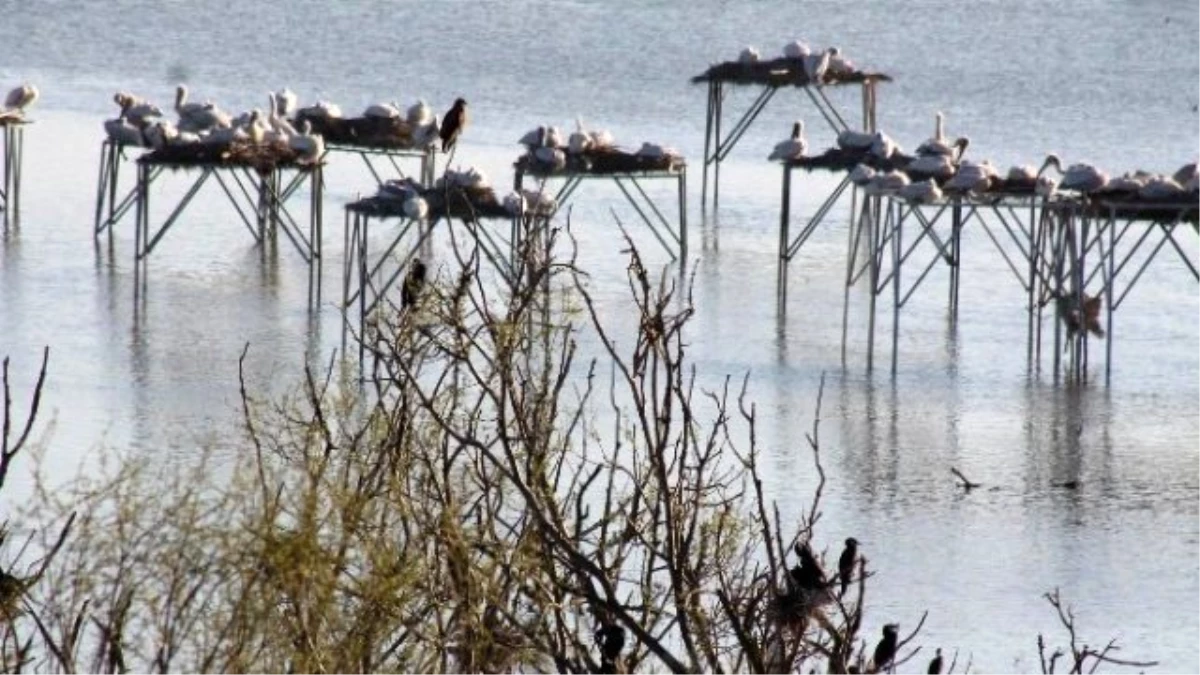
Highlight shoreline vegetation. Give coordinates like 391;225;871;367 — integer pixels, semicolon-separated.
0;212;1158;673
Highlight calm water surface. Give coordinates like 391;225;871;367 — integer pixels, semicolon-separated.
1;1;1197;671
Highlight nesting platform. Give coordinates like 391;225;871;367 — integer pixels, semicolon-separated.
297;113;437;187
0;118;28;228
693;55;891;211
129;142;325;300
513;148;688;258
342;184;528;360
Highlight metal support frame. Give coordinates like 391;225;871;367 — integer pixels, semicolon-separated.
702;79;878;212
1;122;26;229
132;160;324;302
94;140;161;236
341;208;522;363
514;166;688;260
827;190;1053;373
1033;199;1199;383
325;144;436;187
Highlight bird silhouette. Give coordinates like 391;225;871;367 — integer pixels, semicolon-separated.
439;98;468;152
1054;291;1105;338
401;258;427;310
927;648;943;674
838;537;858;597
789;541;828;591
594;622;626;674
871;623;898;673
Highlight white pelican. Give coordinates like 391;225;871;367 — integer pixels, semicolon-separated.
289;119;325;162
114;93;162;127
1172;162;1196;185
848;163;876;186
804;48;834;85
827;48;855;76
171;130;202;146
143;120;179;150
403;195;429;220
379;178;420;201
738;46;761;64
568;118;592;154
908;153;957;180
898;179;943;203
297;101;342;120
545;126;566;149
869;131;899;160
783;40;811;59
520;188;557;215
1007;164;1038;183
503;191;527;216
266;93;298;136
411;122;439;148
248;110;266;145
1097;172;1147;193
588;128;615;149
864;170;910;196
636;142;677;159
406;99;433;126
1039;154;1109;193
1036;175;1059;197
916;112;956;157
174;85;231;131
104;117;145;147
837;129;875;151
274;88;297;117
1138;175;1187;200
945;160;998;193
534;145;567;171
519;126;546;149
768;120;808;161
363;101;401;119
4;84;38;112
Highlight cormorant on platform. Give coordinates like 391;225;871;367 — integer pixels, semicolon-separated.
439;98;468;152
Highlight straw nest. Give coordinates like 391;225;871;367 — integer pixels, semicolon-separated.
347;185;508;220
691;57;890;87
786;146;913;173
297;113;432;150
516;147;684;176
138;140;318;172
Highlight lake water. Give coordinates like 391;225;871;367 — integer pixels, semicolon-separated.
1;0;1197;671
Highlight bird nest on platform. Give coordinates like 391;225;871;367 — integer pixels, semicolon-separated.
516;146;684;176
138;140;318;173
296;114;433;151
691;57;890;87
347;185;509;221
1071;195;1200;222
0;115;29;126
786;146;912;173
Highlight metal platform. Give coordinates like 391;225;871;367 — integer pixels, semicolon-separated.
1;120;27;229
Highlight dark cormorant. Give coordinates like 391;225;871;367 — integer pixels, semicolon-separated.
927;647;943;674
871;623;898;673
401;258;427;310
838;537;858;597
439;98;468;152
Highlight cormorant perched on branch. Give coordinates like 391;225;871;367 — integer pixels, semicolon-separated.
871;623;899;673
927;647;944;674
594;622;626;673
401;258;427;310
838;537;858;597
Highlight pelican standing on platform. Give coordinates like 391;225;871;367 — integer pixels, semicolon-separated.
916;111;956;157
4;84;39;114
439;98;468;152
768;120;808;161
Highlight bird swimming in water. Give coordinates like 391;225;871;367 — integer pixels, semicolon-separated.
871;623;899;673
838;537;858;597
927;648;943;674
439;98;468;152
401;258;427;310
